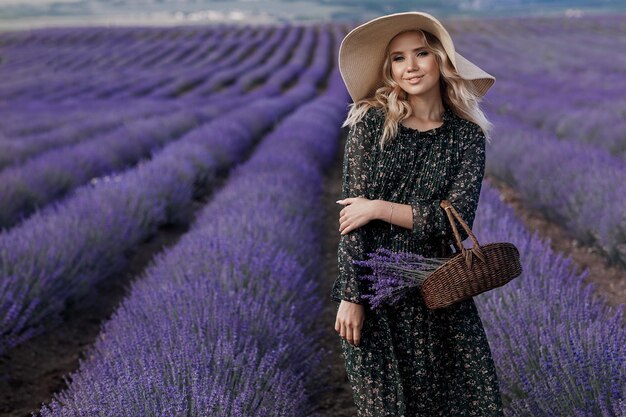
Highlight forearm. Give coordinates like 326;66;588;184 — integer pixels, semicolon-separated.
373;200;414;230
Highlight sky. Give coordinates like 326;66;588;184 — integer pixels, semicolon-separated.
0;0;624;30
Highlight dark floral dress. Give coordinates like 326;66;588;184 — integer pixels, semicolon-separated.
330;105;505;417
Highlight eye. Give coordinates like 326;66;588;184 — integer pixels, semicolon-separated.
392;55;403;62
418;51;428;56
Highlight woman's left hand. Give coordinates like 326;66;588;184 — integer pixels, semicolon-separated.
337;197;378;235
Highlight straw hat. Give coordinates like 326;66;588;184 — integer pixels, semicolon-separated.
338;11;496;102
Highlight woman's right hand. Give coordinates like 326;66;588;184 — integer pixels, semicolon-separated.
335;299;365;347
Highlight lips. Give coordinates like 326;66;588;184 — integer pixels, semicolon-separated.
405;76;423;83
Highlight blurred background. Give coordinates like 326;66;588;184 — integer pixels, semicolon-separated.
1;0;625;29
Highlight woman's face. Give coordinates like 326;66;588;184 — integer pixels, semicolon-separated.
388;31;441;98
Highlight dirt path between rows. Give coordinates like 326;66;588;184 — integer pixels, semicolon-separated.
485;176;626;313
0;201;205;417
309;127;358;417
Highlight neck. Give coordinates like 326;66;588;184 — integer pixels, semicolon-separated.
406;92;445;121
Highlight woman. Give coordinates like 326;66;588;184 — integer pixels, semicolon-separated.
330;12;505;417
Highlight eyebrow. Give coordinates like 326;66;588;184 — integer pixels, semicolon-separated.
390;47;428;56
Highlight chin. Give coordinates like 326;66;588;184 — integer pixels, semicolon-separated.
402;85;436;97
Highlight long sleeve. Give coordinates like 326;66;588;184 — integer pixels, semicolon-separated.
409;123;486;247
331;110;377;304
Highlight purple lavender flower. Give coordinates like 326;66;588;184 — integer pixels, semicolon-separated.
353;247;448;309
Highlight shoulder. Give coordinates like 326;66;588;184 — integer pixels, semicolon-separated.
451;112;483;135
354;106;382;125
366;106;386;121
349;106;384;139
451;115;485;150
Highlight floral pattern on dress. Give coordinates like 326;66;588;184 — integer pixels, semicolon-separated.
330;105;505;417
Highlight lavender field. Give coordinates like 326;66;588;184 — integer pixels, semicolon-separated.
451;15;626;266
0;13;624;417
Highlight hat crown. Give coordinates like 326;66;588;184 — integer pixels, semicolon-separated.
342;12;457;69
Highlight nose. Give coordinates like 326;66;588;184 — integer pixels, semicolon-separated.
407;55;419;71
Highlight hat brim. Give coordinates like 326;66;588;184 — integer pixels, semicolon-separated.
339;12;495;102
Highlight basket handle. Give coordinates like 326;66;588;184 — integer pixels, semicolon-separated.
439;199;486;268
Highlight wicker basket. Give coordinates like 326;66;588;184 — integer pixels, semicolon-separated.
420;199;523;310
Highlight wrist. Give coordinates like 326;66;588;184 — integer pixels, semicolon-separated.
375;200;389;221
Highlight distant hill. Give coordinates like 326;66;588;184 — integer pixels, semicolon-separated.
0;0;624;30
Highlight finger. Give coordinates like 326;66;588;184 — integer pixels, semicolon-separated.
345;326;354;345
340;322;347;340
335;316;341;333
339;219;349;234
353;327;361;347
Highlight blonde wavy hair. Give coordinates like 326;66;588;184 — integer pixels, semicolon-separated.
342;29;494;150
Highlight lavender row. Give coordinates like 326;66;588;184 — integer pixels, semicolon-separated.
0;77;324;356
0;26;319;229
0;25;236;80
147;26;291;99
483;81;626;158
203;24;326;104
443;17;626;264
0;26;300;111
37;74;350;417
471;182;625;416
111;25;308;101
0;29;298;140
0;101;183;170
451;17;626;157
0;27;294;147
492;101;625;159
483;113;626;266
0;26;270;101
0;107;210;229
0;98;168;139
0;21;334;353
51;26;274;102
0;103;105;139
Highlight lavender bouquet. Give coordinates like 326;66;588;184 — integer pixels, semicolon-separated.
353;247;449;309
